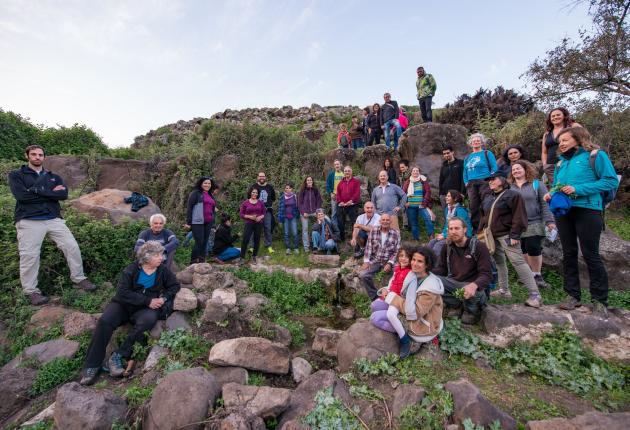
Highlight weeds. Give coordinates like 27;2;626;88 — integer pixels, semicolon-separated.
302;388;363;430
157;328;211;363
124;383;155;407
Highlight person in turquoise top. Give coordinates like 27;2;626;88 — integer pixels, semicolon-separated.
544;127;618;318
463;133;498;232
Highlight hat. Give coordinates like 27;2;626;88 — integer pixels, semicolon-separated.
549;192;572;217
485;171;507;181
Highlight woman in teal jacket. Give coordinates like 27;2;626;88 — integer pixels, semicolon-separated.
544;127;618;317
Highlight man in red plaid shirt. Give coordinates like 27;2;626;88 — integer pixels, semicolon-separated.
358;214;401;300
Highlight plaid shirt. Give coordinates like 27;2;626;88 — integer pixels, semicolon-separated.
364;226;400;265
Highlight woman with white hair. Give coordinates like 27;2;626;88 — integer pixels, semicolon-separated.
134;213;179;269
80;241;180;386
463;133;498;232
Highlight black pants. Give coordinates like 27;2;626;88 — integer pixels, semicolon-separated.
466;179;489;232
556;207;608;305
241;222;262;258
367;129;382;146
439;276;488;317
419;96;433;122
191;222;212;262
337;204;358;241
84;302;159;368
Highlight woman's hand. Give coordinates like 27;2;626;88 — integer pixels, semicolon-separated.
256;215;265;222
149;298;165;309
560;185;576;195
183;224;191;230
543;193;551;202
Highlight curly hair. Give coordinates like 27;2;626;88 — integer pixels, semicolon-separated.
508;160;538;184
411;246;436;273
136;241;165;265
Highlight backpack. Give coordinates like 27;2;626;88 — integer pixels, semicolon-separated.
446;236;498;292
340;134;349;147
589;149;619;208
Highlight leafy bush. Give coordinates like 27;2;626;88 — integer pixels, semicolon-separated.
157;328;211;363
398;386;454;430
302;388;362;430
29;357;79;395
124;384;155;407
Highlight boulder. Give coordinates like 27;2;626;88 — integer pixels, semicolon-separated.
96;158;151;191
149;321;165;340
43;156;89;190
145;367;220;430
272;323;293;347
361;144;400;182
209;367;249;388
143;345;168;372
238;294;268;316
202;301;230;323
20;402;56;428
29;305;71;331
192;270;235;290
250;263;337;287
0;367;37;420
208;337;290;374
212;154;239;184
337;320;399;371
69;188;160;225
444;379;517;430
3;338;80;371
222;383;292;419
308;254;340;267
311;327;344;357
54;382;126;430
192;262;214;274
392;384;426;418
63;311;98;337
218;413;266;430
176;268;194;284
398;123;468;196
291;357;313;383
165;312;192;331
173;287;198;311
212;288;237;307
526;411;630;430
340;308;356;320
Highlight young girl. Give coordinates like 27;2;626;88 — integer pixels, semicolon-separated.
369;247;413;332
277;182;300;254
337;124;351;149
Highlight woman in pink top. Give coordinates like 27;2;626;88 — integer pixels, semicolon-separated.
239;188;266;263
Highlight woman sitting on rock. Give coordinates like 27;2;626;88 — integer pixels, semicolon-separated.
384;246;444;358
80;241;180;385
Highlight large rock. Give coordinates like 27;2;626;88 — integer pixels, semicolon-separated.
43;155;89;190
212;154;239;184
526;411;630;430
69;188;160;225
63;311;98;337
308;254;340;267
165;312;192;331
192;270;235;290
212;288;237;307
444;379;517;430
202;300;229;323
392;384;426;418
337;320;398;371
543;229;630;291
145;367;220;430
238;294;269;316
54;382;126;430
291;357;313;383
218;413;266;430
96;158;151;191
29;305;71;331
250;263;337;287
0;367;37;420
20;402;56;428
323;148;357;174
208;337;290;374
3;338;80;371
222;383;292;419
173;287;198;311
399;123;468;196
311;327;344;357
143;345;168;372
209;367;249;388
361;144;400;183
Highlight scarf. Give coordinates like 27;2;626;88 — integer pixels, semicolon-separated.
406;174;427;196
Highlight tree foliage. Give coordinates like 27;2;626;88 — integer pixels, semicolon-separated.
523;0;630;105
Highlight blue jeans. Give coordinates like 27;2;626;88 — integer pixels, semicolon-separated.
301;214;316;250
217;247;240;261
407;206;434;240
352;139;365;150
383;119;402;150
311;231;337;253
283;218;299;250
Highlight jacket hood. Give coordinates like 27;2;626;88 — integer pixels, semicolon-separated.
419;273;444;295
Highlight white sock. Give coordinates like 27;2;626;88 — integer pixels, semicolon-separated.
386;306;406;338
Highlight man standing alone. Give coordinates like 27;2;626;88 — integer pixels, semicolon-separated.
9;145;96;305
416;66;437;123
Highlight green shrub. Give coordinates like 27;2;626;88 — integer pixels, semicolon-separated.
157;328;211;363
302;388;362;430
124;383;155;407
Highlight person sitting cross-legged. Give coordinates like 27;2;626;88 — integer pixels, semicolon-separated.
80;241;180;385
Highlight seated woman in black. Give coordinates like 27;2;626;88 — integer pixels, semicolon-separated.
80;241;180;385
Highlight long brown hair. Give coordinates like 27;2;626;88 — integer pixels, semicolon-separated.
545;107;575;132
557;127;599;151
508;160;538;184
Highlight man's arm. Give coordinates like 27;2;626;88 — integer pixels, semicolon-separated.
163;229;179;254
31;174;68;201
8;171;49;203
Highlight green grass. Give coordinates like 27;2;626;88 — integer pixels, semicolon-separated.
607;207;630;241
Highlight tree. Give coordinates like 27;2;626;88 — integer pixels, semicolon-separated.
523;0;630;105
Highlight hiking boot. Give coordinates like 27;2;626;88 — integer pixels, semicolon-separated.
285;249;291;255
592;302;609;320
461;311;481;325
490;288;512;299
80;367;100;385
558;296;582;310
399;334;412;359
28;292;50;306
267;247;275;254
534;274;550;289
525;294;542;308
107;352;125;378
74;279;97;292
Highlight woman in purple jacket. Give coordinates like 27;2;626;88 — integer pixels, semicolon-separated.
298;176;323;252
239;188;266;263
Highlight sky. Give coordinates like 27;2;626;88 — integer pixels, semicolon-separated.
0;0;592;148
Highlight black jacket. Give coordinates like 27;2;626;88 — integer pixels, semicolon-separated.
113;262;181;319
213;224;239;256
367;113;381;129
438;158;466;196
248;183;276;210
9;165;68;222
380;101;400;123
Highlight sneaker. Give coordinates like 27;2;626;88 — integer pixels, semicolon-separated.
80;367;100;385
267;247;275;254
285;249;291;255
399;334;412;359
490;288;512;299
107;352;125;378
558;296;582;310
293;249;299;255
525;294;542;308
461;311;481;325
74;279;97;292
28;292;50;306
534;274;550;289
592;301;609;319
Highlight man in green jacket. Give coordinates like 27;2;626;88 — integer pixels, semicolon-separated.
416;66;437;123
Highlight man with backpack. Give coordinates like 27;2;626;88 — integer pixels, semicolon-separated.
380;93;402;151
433;217;494;325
